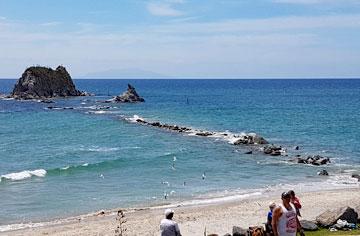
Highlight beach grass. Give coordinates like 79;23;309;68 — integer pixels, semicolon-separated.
305;227;360;236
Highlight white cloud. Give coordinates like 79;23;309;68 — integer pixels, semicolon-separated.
147;2;184;16
0;14;359;78
40;22;62;27
149;14;360;34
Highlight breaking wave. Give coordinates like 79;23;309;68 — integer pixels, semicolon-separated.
0;169;46;182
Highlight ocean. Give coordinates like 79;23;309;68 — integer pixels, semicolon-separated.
0;79;359;229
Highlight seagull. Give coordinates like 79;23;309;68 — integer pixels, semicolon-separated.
173;156;177;162
171;163;176;170
202;172;206;180
99;174;104;179
164;191;168;199
161;181;170;186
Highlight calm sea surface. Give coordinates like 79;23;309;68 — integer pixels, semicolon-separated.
0;79;359;226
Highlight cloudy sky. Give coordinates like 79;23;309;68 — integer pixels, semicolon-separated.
0;0;359;78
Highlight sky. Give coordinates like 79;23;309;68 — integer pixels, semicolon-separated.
0;0;360;78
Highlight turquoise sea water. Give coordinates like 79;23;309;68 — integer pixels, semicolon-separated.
0;79;359;228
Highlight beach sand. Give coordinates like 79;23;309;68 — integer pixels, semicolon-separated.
2;188;359;236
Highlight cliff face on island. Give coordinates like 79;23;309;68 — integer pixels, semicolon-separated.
11;66;83;99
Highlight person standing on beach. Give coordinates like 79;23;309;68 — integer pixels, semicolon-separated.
271;192;303;236
266;202;276;236
288;190;302;217
160;209;182;236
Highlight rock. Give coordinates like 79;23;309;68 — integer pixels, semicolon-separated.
244;151;253;154
353;205;360;223
300;220;318;231
233;134;268;145
296;157;307;164
252;134;269;144
38;99;54;103
351;174;360;181
79;91;94;96
295;155;330;166
223;234;231;236
195;132;213;137
316;206;358;227
263;145;282;156
11;66;84;99
232;226;248;236
112;84;144;103
317;169;329;176
294;146;300;150
151;122;161;127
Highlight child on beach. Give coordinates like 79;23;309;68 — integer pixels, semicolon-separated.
266;202;276;236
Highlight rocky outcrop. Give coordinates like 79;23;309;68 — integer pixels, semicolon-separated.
317;169;329;176
263;145;283;156
233;134;268;145
351;174;360;182
11;66;86;99
316;206;358;227
300;220;318;231
354;205;360;223
295;155;330;166
110;84;144;103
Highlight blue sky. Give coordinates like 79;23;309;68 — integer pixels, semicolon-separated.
0;0;360;78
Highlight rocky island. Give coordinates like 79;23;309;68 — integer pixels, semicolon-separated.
107;84;145;103
11;65;87;99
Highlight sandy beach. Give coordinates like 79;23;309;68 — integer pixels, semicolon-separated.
2;187;359;236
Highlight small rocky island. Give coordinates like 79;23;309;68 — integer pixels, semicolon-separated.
107;84;145;103
11;65;87;99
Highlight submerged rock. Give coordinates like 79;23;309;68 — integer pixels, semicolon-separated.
317;169;329;176
11;66;86;99
110;84;144;103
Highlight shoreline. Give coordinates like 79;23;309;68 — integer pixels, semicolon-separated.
1;187;359;235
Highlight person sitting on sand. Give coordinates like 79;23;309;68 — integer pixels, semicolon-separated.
160;209;182;236
288;190;301;217
265;202;276;236
272;192;303;236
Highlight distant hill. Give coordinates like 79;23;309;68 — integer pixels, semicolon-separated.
82;68;170;79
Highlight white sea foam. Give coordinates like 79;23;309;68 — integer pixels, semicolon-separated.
78;146;119;152
87;147;119;152
61;166;70;170
126;114;144;123
0;169;46;181
82;163;89;167
88;110;108;114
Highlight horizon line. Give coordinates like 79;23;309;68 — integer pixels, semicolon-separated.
0;77;359;80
